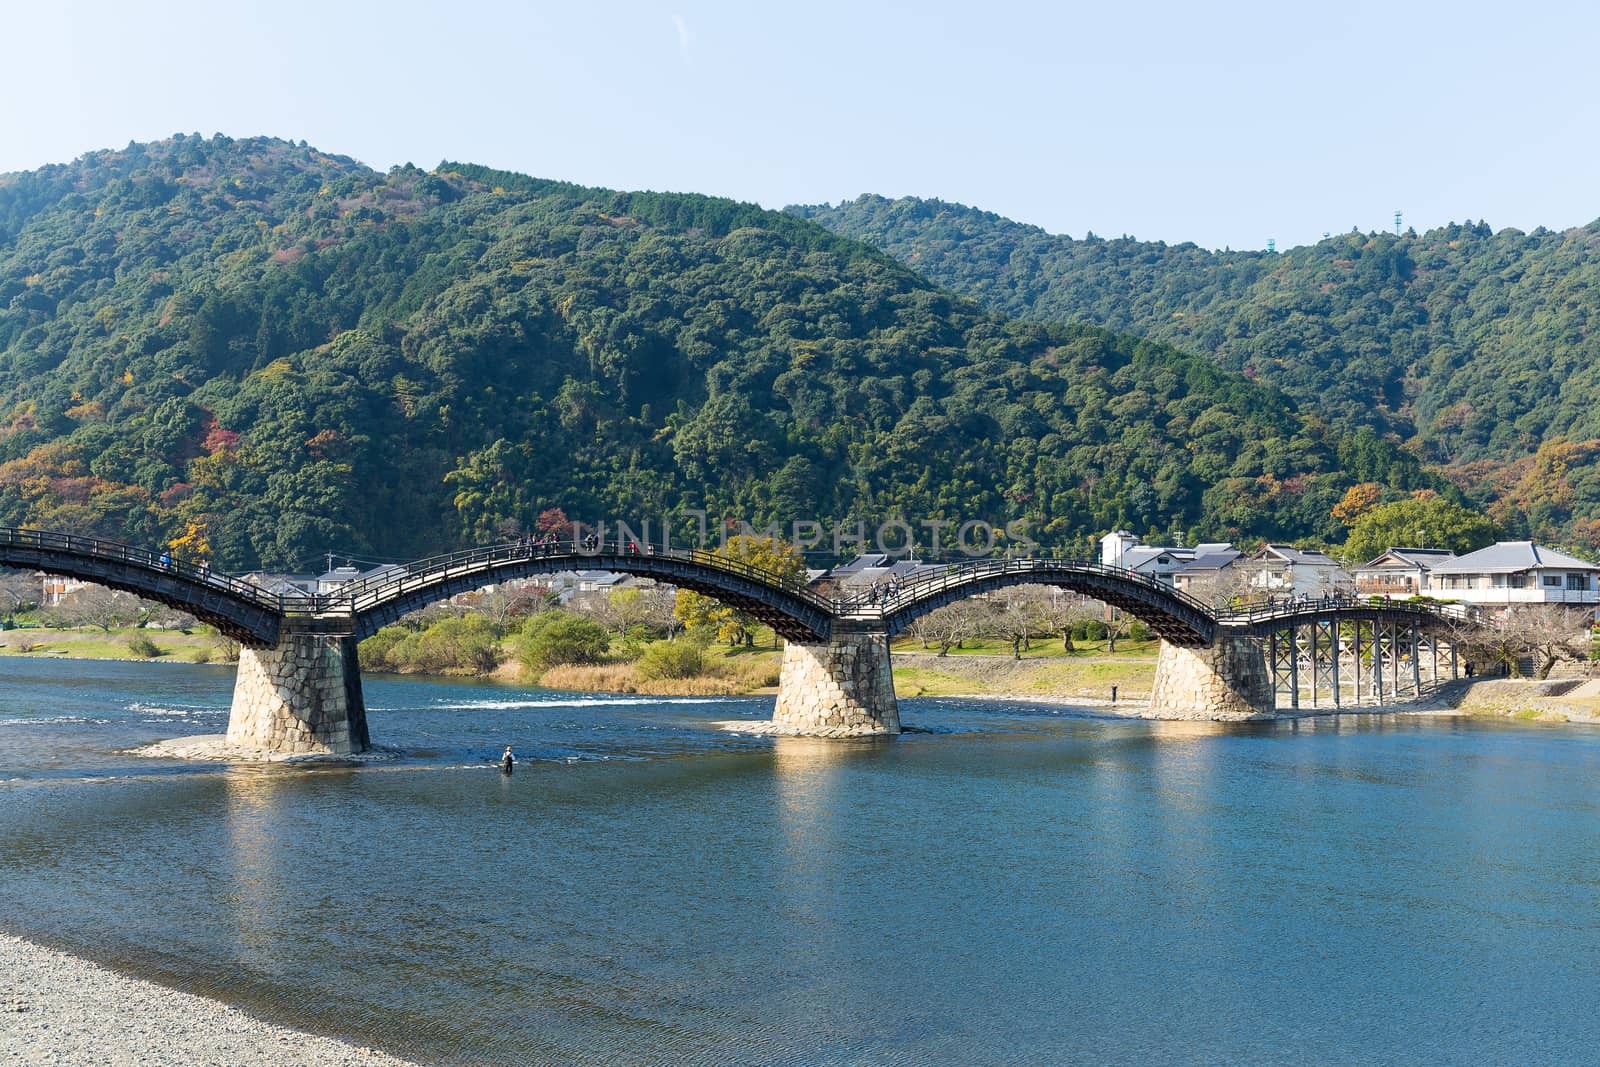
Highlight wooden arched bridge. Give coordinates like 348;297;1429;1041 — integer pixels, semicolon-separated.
0;527;1473;756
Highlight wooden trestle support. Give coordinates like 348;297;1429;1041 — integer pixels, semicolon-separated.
1266;617;1459;711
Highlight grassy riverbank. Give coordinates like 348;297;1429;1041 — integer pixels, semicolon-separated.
0;621;1162;703
0;626;226;662
531;634;1162;700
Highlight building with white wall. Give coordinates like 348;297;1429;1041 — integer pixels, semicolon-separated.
1428;542;1598;612
1353;548;1458;599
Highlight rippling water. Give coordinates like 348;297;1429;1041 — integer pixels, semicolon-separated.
3;656;1600;1064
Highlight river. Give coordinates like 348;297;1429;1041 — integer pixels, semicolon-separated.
2;656;1599;1064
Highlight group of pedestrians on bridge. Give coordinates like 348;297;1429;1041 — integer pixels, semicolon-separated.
849;578;902;608
516;532;564;557
157;549;218;585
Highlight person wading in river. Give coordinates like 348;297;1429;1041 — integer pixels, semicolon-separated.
501;746;515;775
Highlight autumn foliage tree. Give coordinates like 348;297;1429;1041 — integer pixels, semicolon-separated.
168;520;212;561
673;535;805;646
1331;482;1384;526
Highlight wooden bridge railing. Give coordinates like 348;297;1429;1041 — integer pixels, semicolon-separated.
0;527;1476;635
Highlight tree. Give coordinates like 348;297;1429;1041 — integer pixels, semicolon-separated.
1501;605;1593;680
60;585;140;632
909;600;987;656
414;614;501;674
640;584;684;640
208;629;241;663
536;507;572;539
984;585;1054;659
1331;482;1384;526
1340;493;1497;563
1183;558;1267;611
904;612;940;650
595;586;654;641
470;583;555;628
0;569;37;622
515;611;610;670
1104;608;1133;653
674;535;805;647
1042;590;1101;651
168;520;212;562
143;602;197;632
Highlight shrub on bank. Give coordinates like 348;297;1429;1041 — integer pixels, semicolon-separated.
126;633;161;658
515;611;611;672
359;626;410;671
414;615;501;674
1071;620;1109;641
360;616;503;675
635;640;704;680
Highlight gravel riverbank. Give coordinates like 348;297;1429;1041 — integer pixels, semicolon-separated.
0;934;422;1066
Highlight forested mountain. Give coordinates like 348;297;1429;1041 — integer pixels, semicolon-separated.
791;196;1600;550
0;136;1428;570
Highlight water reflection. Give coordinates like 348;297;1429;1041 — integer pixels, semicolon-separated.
768;736;891;995
219;769;292;962
1142;719;1235;740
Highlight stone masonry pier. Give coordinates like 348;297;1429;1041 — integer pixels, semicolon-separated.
226;634;370;755
772;626;901;736
1148;634;1275;721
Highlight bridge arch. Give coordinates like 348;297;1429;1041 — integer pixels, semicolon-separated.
864;559;1217;646
344;545;835;642
0;528;283;645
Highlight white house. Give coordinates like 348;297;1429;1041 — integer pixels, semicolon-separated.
38;573;90;606
574;571;630;594
1099;532;1235;586
552;571;660;605
1250;544;1352;597
1428;542;1599;612
1170;548;1245;598
1353;548;1458;600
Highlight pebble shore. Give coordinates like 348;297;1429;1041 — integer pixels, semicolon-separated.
0;934;422;1066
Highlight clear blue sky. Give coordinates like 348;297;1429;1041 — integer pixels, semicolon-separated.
5;0;1598;250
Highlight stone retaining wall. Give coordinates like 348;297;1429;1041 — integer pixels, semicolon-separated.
225;635;369;754
772;629;900;736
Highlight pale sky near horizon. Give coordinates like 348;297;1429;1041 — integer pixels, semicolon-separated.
4;0;1597;250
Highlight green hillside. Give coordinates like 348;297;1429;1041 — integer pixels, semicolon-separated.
791;196;1600;549
0;136;1427;570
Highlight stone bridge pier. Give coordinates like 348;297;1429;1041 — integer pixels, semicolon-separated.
1149;634;1275;721
773;625;901;737
226;633;370;755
